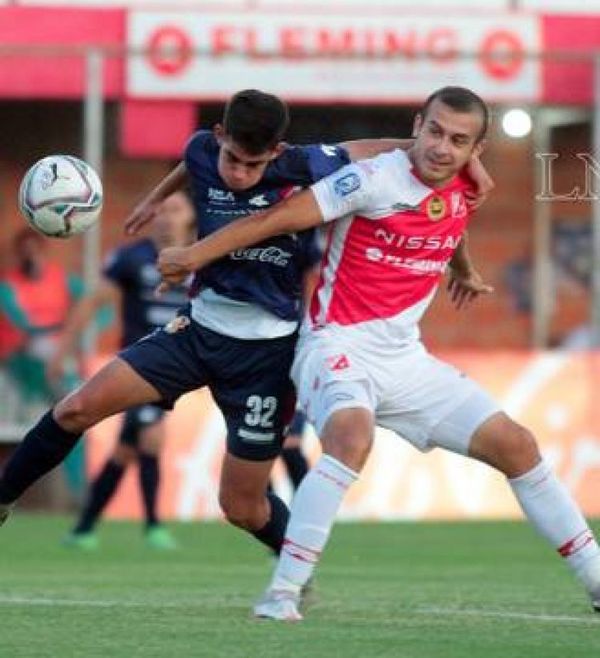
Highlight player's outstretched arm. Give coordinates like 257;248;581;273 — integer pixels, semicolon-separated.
447;233;494;310
342;141;494;207
125;162;188;235
156;189;324;293
341;139;414;161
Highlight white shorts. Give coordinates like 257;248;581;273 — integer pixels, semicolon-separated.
291;331;500;455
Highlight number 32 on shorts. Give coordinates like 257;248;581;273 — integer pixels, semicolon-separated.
244;395;278;428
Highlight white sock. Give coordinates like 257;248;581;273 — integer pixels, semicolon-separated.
271;454;358;593
509;459;600;592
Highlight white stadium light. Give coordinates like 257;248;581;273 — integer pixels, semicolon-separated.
501;108;532;138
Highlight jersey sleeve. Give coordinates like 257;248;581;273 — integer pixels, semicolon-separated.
272;143;350;186
310;160;379;223
300;144;351;183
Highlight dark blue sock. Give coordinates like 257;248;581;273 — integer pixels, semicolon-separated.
281;447;309;490
138;452;160;528
0;410;80;504
252;492;290;555
73;459;125;534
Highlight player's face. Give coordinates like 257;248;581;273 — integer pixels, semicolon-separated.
152;192;196;249
411;99;485;187
216;133;281;191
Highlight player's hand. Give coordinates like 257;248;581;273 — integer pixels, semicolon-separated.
156;246;193;296
447;266;494;310
464;155;494;210
124;200;161;236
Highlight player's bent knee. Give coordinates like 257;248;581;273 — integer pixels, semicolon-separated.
321;411;374;471
326;435;372;471
219;488;267;531
54;393;95;434
473;417;541;477
219;499;261;531
504;423;540;474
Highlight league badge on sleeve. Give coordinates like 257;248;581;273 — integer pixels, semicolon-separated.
334;173;361;197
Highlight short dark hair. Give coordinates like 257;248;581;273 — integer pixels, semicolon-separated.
222;89;290;154
421;86;489;142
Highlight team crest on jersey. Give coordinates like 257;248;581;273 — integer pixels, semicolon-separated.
334;173;361;197
164;316;191;334
426;195;446;221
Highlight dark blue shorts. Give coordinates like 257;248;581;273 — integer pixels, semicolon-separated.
118;316;297;461
119;405;165;447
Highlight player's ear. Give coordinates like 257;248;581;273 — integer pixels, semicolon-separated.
412;113;423;138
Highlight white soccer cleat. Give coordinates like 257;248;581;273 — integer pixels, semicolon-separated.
0;503;12;527
581;557;600;613
588;585;600;613
253;588;303;622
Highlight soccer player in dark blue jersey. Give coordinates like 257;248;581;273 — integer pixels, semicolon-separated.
0;90;491;560
47;191;195;550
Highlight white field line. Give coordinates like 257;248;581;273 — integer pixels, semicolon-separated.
418;606;599;626
0;596;597;625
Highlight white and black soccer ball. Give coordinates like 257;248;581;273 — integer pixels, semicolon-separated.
18;155;103;239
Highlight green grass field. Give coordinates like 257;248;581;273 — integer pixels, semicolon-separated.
1;515;599;657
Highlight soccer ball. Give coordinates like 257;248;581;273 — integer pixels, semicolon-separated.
18;155;103;238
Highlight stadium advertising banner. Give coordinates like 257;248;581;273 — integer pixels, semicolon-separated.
126;12;541;102
88;351;600;522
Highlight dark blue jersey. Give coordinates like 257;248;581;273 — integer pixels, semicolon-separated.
103;239;189;347
184;131;349;321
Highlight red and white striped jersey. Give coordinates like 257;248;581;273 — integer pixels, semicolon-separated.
308;149;474;348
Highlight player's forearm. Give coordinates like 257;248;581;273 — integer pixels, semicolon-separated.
185;190;324;270
465;155;494;196
143;162;188;205
341;139;414;161
449;232;475;274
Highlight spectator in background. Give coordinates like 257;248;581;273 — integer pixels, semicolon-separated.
0;228;91;500
48;191;196;550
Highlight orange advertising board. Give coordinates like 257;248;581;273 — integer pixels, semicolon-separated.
87;350;600;521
